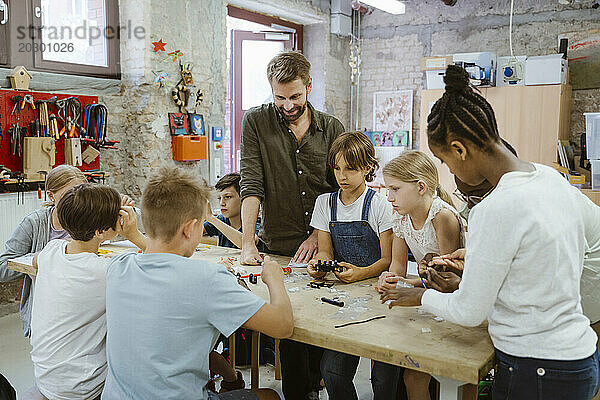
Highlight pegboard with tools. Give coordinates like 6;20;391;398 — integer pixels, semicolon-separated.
0;89;116;178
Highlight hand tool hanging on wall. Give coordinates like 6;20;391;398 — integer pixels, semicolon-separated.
9;123;26;157
36;96;56;137
56;97;83;138
11;96;22;118
21;94;35;111
81;103;119;149
48;115;59;139
29;120;40;137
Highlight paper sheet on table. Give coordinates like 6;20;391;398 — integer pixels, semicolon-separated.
407;261;418;276
288;262;308;268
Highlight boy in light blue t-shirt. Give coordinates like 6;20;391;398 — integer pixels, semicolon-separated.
102;167;293;400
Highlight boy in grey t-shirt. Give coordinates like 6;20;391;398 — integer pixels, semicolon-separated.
102;167;293;400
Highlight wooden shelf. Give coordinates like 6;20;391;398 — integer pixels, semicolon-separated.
419;84;572;193
581;189;600;207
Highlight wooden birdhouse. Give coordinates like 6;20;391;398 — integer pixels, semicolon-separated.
8;66;32;90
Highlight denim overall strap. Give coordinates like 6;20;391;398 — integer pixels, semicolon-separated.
361;189;376;221
329;191;339;222
328;189;381;267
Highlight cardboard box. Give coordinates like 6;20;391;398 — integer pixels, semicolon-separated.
420;56;454;71
524;54;567;86
453;52;497;86
425;70;446;90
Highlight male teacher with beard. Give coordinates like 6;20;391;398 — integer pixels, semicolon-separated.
239;51;345;400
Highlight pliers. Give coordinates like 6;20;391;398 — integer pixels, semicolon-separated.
21;94;36;110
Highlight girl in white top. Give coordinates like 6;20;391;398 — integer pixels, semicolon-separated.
376;150;465;286
380;65;600;400
375;150;465;400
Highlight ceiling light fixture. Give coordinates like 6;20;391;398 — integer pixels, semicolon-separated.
360;0;406;14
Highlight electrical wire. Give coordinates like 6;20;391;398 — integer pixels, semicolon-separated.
334;315;386;328
509;0;515;59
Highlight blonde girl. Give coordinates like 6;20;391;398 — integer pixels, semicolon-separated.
376;150;465;400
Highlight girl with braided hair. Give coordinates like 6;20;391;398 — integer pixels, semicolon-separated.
380;65;600;400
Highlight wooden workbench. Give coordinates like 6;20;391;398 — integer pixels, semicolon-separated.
8;243;493;400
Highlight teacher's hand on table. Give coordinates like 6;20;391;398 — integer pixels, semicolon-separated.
292;233;318;263
380;287;426;308
425;269;461;293
241;244;263;265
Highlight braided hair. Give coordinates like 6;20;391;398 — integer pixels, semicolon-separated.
427;65;500;150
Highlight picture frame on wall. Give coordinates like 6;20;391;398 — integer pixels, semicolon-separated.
188;113;206;136
372;90;413;141
169;113;190;136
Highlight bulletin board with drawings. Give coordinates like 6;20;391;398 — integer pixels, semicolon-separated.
0;89;101;177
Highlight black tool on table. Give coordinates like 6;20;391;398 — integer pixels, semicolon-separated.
308;281;334;289
248;274;258;284
321;297;344;307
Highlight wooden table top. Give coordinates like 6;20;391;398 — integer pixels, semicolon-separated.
8;242;494;384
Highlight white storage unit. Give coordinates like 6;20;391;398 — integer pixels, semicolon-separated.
0;192;44;250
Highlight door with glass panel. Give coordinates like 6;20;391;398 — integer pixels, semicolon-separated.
231;30;294;171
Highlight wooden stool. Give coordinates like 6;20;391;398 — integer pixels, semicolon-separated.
229;334;236;370
274;338;282;380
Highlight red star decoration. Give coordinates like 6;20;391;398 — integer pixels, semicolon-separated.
152;39;167;53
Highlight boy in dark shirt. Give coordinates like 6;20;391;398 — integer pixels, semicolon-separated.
204;173;260;249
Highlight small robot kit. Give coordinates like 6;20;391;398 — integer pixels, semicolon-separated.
314;260;344;273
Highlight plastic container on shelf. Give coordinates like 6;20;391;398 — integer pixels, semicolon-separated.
591;160;600;191
172;135;207;161
585;113;600;160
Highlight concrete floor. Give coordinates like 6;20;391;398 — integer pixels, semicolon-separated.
0;312;374;400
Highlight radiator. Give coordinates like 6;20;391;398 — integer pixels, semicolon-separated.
0;192;45;252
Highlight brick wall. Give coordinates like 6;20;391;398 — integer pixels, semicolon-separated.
99;0;350;197
359;0;600;149
0;0;351;308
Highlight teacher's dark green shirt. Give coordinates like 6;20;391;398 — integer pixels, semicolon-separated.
240;102;345;256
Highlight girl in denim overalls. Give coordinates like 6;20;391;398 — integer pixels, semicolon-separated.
307;131;398;400
377;150;465;400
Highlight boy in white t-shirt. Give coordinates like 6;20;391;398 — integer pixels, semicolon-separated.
30;183;146;400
